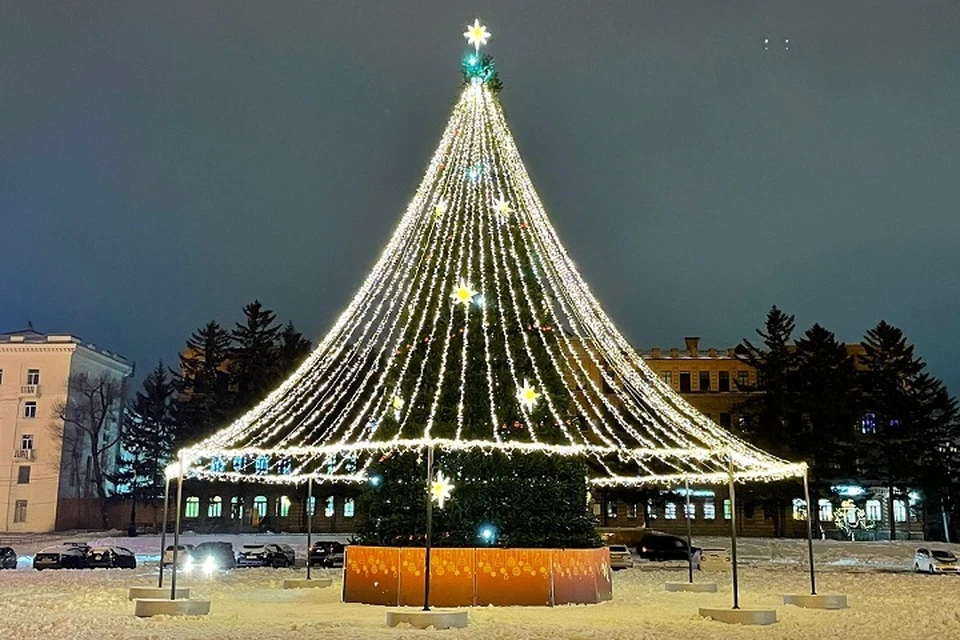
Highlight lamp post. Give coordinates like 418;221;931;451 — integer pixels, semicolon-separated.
423;446;434;612
684;477;694;584
306;475;313;581
169;455;185;601
157;462;179;589
803;469;817;595
727;456;739;610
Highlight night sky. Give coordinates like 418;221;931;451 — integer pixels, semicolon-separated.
2;2;958;394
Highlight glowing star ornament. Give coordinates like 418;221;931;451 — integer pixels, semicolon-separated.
430;471;455;509
451;279;478;307
492;195;512;220
463;18;491;52
517;379;540;411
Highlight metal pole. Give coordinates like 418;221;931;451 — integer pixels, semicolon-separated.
306;476;313;581
727;456;739;610
170;456;184;600
803;470;817;595
157;474;170;588
684;477;694;584
942;499;951;544
423;446;434;612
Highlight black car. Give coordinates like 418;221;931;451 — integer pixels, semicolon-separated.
33;545;88;570
637;533;702;565
193;541;236;571
237;543;291;568
0;546;17;569
87;546;137;569
308;540;345;568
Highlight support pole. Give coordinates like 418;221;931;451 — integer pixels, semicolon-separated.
803;470;817;595
423;446;434;612
306;476;313;581
170;455;184;601
157;474;171;589
684;477;694;584
727;456;739;610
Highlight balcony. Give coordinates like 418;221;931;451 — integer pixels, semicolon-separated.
13;449;35;462
20;384;40;397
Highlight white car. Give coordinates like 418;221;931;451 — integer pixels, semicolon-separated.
608;545;634;570
161;544;195;567
914;548;959;574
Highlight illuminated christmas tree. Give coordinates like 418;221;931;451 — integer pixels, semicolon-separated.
183;20;802;545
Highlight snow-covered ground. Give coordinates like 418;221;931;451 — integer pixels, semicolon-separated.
1;533;959;639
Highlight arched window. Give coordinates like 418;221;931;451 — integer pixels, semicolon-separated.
253;495;268;518
255;455;270;475
230;496;244;520
184;496;200;518
818;499;833;522
232;455;247;472
208;496;223;518
277;495;291;517
343;498;355;518
324;496;335;517
210;457;225;473
792;498;807;521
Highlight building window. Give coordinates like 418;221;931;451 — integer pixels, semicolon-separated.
627;503;638;519
0;369;3;384
253;495;268;518
307;496;316;516
684;503;695;519
646;499;657;520
606;500;618;519
736;371;749;389
26;369;40;385
278;495;291;517
719;413;731;428
818;499;833;522
792;498;807;521
208;496;223;518
280;459;293;475
343;498;355;518
21;434;34;450
324;496;335;518
14;500;27;523
859;413;876;435
679;372;691;393
723;499;732;520
664;502;677;519
698;371;711;391
661;371;672;387
18;466;31;484
894;500;907;522
718;371;730;392
230;497;244;519
23;401;37;418
210;457;225;473
255;455;270;474
232;455;246;471
704;501;716;520
184;497;200;518
866;500;882;522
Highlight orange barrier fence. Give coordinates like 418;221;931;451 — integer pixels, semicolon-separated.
344;546;612;606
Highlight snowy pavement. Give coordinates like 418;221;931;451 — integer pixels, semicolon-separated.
1;534;959;639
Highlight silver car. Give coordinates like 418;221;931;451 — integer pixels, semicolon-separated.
608;544;634;570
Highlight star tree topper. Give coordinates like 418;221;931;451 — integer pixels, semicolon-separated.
431;470;455;509
451;279;478;306
463;18;491;52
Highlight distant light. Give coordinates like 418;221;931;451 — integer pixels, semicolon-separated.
369;474;383;487
832;484;865;497
479;524;498;544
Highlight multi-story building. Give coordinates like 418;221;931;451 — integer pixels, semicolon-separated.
0;328;133;532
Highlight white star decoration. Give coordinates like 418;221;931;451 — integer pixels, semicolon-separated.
492;195;512;220
451;279;478;307
517;378;540;411
463;18;491;52
431;471;454;509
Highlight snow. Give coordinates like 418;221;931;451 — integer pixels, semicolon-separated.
1;533;959;639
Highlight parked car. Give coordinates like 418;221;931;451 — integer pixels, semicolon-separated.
0;546;17;569
308;540;345;568
193;541;236;572
61;541;92;556
637;533;701;567
33;545;88;570
914;548;960;574
87;546;137;569
278;544;296;567
607;544;634;570
237;544;291;568
161;544;195;567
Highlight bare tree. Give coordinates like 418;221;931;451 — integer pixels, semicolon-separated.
51;371;127;529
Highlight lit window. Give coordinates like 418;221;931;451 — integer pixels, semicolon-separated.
23;401;37;419
230;496;243;519
647;499;657;519
184;497;200;518
307;496;316;516
664;503;677;519
894;500;907;523
253;496;268;518
866;500;882;522
324;496;335;517
280;459;293;475
704;501;716;520
818;499;833;522
210;457;225;473
343;498;355;518
723;499;732;520
21;434;33;450
18;466;31;484
208;496;222;518
860;413;876;434
14;500;27;523
683;502;695;519
26;369;40;385
255;455;270;475
232;455;246;471
606;501;618;519
627;503;638;519
278;495;291;517
792;498;807;521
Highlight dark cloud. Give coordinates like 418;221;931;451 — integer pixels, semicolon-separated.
1;1;958;392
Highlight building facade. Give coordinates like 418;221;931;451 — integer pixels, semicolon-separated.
0;328;133;532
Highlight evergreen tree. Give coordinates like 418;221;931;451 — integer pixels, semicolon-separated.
173;321;233;445
277;321;313;377
232;300;281;408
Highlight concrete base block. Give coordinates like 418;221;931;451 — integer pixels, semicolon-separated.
783;594;848;609
386;608;469;630
665;582;718;593
127;586;190;600
134;598;211;617
282;577;333;589
699;607;777;626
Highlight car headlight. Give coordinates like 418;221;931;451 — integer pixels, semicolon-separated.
183;557;194;574
203;556;216;575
